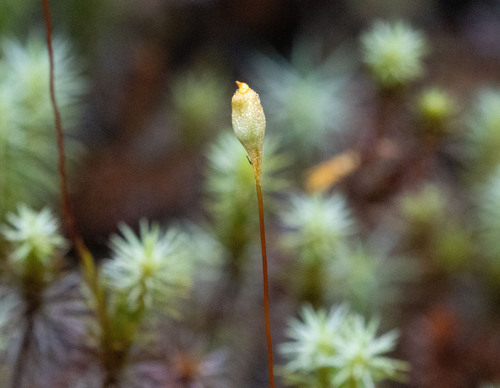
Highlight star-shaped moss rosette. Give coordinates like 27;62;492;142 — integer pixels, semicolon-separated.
280;305;408;388
0;35;86;217
251;40;352;157
1;205;68;278
476;166;500;277
361;20;427;90
102;221;194;315
416;88;457;135
466;89;500;180
280;192;355;264
205;131;289;255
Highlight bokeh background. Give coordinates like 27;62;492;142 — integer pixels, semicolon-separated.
2;0;500;387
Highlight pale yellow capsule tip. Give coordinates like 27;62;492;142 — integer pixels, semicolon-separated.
235;81;250;93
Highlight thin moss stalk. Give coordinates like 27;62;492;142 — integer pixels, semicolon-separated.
41;4;115;386
232;81;274;387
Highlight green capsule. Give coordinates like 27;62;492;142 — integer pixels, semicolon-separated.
231;81;266;180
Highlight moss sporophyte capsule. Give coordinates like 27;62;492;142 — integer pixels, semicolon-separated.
231;80;274;387
231;81;266;181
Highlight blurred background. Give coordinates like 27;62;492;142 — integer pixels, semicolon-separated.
2;0;500;387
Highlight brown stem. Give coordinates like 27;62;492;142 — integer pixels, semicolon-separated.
41;3;112;383
42;0;78;245
41;0;101;308
255;178;274;388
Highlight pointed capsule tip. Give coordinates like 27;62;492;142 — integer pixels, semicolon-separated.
235;81;249;93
